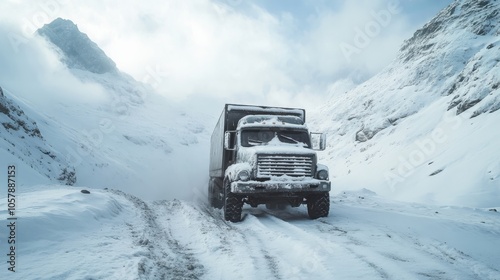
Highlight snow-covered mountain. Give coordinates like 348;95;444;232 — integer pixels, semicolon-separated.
37;18;118;74
0;86;76;185
0;18;210;200
316;0;500;207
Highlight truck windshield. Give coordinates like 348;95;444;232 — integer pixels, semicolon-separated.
241;129;311;148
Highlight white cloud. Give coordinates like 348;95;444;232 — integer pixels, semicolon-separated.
0;22;108;108
294;0;411;81
0;0;452;111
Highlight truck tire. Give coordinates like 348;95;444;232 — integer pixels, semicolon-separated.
307;192;330;219
224;180;243;222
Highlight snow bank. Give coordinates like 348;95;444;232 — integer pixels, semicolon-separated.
0;186;143;279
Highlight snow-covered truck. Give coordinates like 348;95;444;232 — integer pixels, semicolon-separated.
209;104;331;222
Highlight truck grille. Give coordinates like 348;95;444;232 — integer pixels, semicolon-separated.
257;154;314;178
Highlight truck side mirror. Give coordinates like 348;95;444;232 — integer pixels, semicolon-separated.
310;132;327;151
224;131;236;150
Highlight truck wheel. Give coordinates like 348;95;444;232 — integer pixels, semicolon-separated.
224;180;243;222
307;193;330;219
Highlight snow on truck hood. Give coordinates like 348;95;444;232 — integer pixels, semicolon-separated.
241;145;315;154
237;145;316;164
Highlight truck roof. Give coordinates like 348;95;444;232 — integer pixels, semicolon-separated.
238;115;307;129
227;104;305;118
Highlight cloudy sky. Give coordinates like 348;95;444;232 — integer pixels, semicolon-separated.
1;0;452;110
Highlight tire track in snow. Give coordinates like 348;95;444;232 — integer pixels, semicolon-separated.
109;189;499;279
243;208;400;279
314;204;500;280
252;205;497;280
232;225;283;280
318;215;457;279
238;212;329;280
407;236;500;279
315;218;416;279
156;200;285;280
109;190;204;280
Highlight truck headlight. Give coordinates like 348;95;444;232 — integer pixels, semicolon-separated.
317;169;329;180
237;170;250;181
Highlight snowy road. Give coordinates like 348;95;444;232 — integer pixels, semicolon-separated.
1;187;499;279
152;190;500;280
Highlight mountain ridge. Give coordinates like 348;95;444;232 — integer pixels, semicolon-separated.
316;0;500;207
37;18;118;74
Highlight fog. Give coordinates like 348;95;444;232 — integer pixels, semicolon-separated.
0;23;109;110
1;0;451;112
0;0;452;201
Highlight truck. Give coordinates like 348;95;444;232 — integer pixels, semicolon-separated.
208;104;331;222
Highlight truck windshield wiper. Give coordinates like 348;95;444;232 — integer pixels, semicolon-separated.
248;138;265;145
278;133;301;144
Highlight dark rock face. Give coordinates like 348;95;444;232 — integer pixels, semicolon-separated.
0;89;77;185
59;168;77;185
399;0;500;117
355;127;384;142
400;1;499;63
37;18;117;74
0;94;43;139
341;0;500;144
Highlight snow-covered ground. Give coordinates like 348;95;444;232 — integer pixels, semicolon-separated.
1;185;499;279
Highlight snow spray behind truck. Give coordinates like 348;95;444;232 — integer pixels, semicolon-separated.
209;104;331;222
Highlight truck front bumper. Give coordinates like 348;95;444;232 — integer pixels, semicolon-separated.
231;180;331;194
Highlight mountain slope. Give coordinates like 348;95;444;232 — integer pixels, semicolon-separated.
0;86;76;185
315;0;500;207
399;0;500;116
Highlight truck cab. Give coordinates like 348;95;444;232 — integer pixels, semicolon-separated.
209;104;331;222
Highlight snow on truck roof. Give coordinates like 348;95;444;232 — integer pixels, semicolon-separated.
238;115;307;129
227;104;305;120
